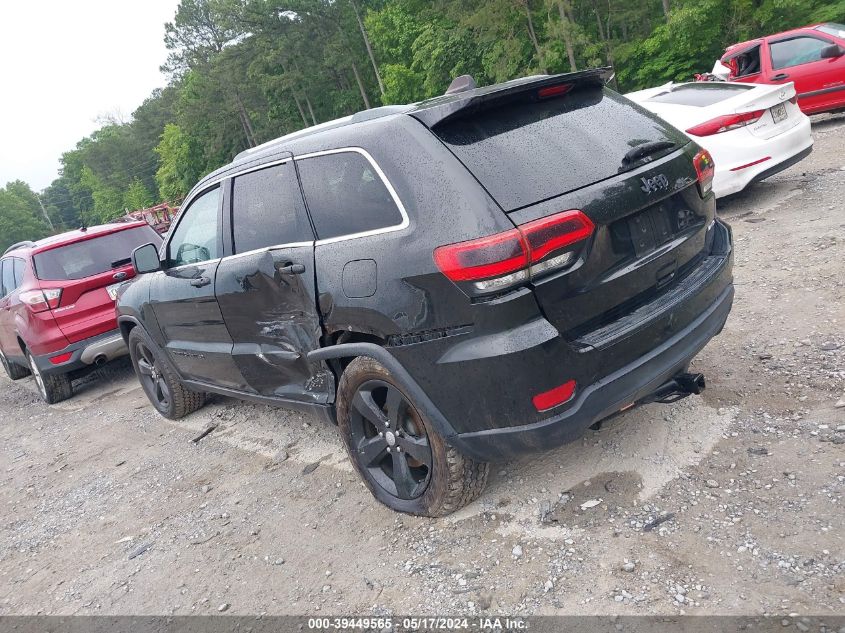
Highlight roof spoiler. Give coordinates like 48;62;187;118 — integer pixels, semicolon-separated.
412;67;613;128
3;240;36;255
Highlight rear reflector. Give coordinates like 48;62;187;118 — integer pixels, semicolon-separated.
693;149;715;196
729;156;771;171
19;289;62;313
686;110;764;136
433;210;594;294
533;379;576;412
538;84;572;99
49;352;73;365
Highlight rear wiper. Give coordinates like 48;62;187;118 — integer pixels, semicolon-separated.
111;257;131;268
622;140;677;165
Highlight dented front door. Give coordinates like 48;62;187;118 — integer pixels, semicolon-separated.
214;243;332;403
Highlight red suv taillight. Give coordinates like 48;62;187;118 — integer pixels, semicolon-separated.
686;110;764;136
19;289;62;313
693;149;715;197
433;210;594;295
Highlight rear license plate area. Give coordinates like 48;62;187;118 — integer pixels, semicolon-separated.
627;204;675;257
771;103;787;123
615;196;702;258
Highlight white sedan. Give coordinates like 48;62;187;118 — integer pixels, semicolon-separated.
626;81;813;197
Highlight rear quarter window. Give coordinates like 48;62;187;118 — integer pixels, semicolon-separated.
433;87;688;212
34;225;162;281
0;260;15;297
297;151;405;240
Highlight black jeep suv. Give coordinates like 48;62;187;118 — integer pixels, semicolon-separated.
118;69;733;516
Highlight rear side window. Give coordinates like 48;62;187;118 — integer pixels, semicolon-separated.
646;83;753;107
770;36;831;70
231;162;313;253
34;226;161;281
13;258;25;286
297;151;403;240
0;260;14;297
434;88;687;212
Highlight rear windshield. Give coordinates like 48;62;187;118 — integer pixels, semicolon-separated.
646;83;753;107
34;225;161;281
817;23;845;37
434;87;687;212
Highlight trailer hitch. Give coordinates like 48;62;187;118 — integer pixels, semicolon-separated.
647;372;706;405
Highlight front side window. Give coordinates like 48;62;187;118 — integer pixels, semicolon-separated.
167;187;221;267
231;162;313;253
770;36;832;70
731;46;762;77
297;152;403;240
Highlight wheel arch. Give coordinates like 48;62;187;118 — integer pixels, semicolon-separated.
308;341;459;443
117;316;140;344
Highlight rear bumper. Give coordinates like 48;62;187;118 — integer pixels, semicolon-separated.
32;329;128;376
713;116;813;197
448;282;733;461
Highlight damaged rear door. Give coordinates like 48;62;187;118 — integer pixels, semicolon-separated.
214;156;334;404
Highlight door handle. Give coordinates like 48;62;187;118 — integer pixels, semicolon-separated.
279;263;306;275
190;277;211;287
771;73;790;81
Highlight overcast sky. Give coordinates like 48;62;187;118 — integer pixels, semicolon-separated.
0;0;180;192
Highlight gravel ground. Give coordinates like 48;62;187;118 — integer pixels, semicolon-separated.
0;116;843;617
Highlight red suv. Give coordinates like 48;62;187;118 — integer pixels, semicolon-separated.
0;222;162;403
720;23;845;115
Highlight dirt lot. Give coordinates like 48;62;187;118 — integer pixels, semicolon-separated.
1;117;843;618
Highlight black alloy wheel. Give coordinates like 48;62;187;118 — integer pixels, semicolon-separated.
348;379;433;500
135;341;171;410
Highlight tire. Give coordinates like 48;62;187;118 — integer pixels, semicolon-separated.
128;327;205;419
27;352;73;404
337;356;489;517
0;349;30;380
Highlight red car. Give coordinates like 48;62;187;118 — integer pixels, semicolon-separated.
719;23;845;115
0;222;162;403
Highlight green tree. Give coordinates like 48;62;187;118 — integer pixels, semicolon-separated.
0;181;51;252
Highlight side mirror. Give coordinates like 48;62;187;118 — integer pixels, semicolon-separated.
132;243;162;274
821;44;845;59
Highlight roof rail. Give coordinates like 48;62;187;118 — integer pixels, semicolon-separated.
3;240;36;255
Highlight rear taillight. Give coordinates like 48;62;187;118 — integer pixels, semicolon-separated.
434;210;594;295
693;149;715;197
789;95;798;105
686;110;764;136
19;289;62;313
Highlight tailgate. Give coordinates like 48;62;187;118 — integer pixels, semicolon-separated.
32;225;158;343
508;145;713;341
48;266;133;343
426;76;712;342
